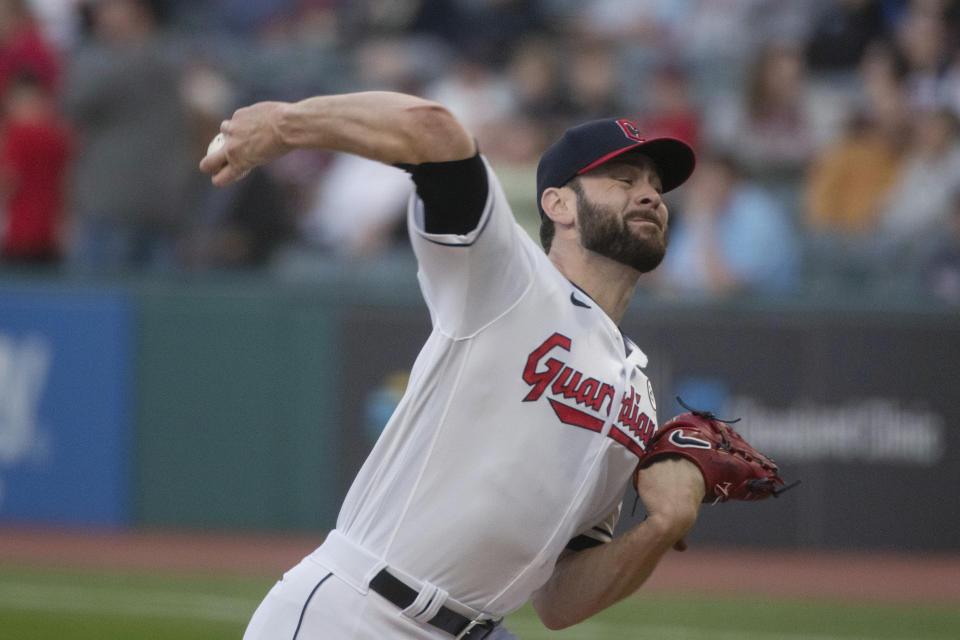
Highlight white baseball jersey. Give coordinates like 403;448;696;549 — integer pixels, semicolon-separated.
334;156;659;617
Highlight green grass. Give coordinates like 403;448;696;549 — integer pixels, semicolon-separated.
0;565;957;639
506;596;960;640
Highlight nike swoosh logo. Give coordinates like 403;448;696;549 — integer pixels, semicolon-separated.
668;429;712;449
570;291;591;308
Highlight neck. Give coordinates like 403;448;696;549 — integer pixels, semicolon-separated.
548;246;642;324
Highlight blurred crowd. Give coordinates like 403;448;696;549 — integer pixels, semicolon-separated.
1;0;960;304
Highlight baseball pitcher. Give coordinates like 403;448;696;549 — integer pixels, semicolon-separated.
200;91;787;639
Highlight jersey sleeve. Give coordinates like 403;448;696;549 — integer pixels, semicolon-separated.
565;503;621;552
408;155;536;338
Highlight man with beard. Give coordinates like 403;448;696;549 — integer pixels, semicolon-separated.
200;92;700;640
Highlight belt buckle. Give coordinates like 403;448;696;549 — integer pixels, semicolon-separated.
454;618;488;640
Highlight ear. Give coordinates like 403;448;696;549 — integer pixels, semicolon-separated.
540;186;576;226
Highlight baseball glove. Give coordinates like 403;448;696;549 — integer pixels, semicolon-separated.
635;398;798;504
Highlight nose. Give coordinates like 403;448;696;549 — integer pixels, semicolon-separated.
633;182;662;209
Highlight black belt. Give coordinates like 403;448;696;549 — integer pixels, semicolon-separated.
369;569;499;639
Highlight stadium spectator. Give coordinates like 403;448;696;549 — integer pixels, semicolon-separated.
557;38;629;122
63;0;192;272
801;114;905;287
671;0;770;93
557;0;678;44
853;38;912;129
805;0;889;74
9;0;947;302
295;37;438;258
179;63;294;270
921;187;960;305
339;0;468;48
656;150;800;297
0;0;61;98
164;0;298;38
426;50;514;149
872;106;960;277
940;40;960;118
25;0;84;52
503;34;567;133
801;39;910;285
706;39;838;193
804;112;904;235
634;62;702;149
894;2;957;113
457;0;550;68
0;71;71;264
297;153;412;257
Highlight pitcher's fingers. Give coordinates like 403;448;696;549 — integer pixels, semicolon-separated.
211;164;251;187
210;164;239;187
199;147;228;174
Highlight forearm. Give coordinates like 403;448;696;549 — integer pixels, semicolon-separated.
277;92;475;165
533;457;705;630
531;514;684;630
203;91;475;186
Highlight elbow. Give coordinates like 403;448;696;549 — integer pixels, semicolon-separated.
403;102;475;163
531;589;589;631
532;598;577;631
541;617;574;632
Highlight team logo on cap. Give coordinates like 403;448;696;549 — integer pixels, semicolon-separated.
616;119;645;142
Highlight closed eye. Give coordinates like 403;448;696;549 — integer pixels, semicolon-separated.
616;176;663;194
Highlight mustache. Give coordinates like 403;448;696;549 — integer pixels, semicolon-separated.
624;209;663;229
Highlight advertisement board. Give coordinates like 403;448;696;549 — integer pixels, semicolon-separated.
0;287;132;526
338;302;960;551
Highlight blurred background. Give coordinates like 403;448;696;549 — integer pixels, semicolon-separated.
0;0;959;558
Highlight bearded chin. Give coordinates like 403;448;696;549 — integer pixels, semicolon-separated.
585;229;667;273
577;198;668;273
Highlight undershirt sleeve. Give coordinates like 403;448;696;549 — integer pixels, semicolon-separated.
565;503;621;552
396;151;488;235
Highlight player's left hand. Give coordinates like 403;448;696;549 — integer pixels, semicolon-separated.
635;399;798;504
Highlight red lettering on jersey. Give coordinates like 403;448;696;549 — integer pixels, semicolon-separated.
548;398;604;433
616;386;654;442
522;332;571;401
592;383;615;412
618;387;636;424
607;426;646;458
552;368;582;399
522;333;655;458
574;377;599;406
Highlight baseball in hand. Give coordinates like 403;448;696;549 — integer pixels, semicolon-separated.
207;132;226;156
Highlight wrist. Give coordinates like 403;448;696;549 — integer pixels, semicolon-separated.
272;100;301;151
645;504;699;545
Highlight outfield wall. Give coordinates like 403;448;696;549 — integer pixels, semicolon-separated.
0;268;957;551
